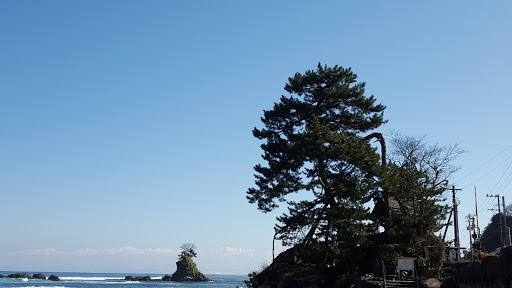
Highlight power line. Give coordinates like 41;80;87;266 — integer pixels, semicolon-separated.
497;172;512;197
462;153;512;189
488;158;512;195
454;143;512;185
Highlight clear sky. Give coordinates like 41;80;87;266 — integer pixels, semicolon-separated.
1;0;512;274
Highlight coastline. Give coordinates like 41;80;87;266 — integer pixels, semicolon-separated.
0;271;248;288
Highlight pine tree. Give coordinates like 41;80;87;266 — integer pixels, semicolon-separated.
247;64;386;267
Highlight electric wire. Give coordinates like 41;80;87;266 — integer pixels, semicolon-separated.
462;153;512;189
497;172;512;197
454;143;512;186
487;158;512;195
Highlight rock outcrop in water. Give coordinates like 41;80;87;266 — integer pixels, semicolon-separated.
32;273;46;280
48;275;61;281
125;275;152;281
171;256;210;282
1;272;59;281
8;273;32;279
162;274;172;281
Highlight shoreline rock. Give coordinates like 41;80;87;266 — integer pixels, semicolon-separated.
48;275;61;281
125;275;152;281
3;272;57;281
8;273;32;279
32;273;46;280
124;274;199;282
162;274;172;281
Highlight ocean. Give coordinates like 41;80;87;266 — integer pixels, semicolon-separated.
0;272;248;288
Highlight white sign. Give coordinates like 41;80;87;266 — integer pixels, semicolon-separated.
449;249;456;262
397;258;415;271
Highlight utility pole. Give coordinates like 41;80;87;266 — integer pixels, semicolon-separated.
466;214;474;261
475;187;481;241
474;187;481;261
503;196;509;247
452;186;462;261
443;208;453;242
487;194;504;248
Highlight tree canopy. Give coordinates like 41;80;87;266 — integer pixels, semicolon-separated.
178;243;197;261
381;134;462;270
481;213;512;252
247;64;462;277
247;64;386;266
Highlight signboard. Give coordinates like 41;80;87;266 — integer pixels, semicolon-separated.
449;249;457;262
397;258;415;271
397;257;416;279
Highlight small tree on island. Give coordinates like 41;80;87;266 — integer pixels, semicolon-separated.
178;243;197;260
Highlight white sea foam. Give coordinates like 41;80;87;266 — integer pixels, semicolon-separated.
21;278;28;282
7;287;67;288
59;277;123;281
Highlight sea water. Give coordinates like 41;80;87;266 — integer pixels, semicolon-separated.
0;272;248;288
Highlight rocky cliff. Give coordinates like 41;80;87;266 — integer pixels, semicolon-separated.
171;256;210;282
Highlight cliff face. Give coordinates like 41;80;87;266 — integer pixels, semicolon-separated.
252;248;328;288
171;256;210;282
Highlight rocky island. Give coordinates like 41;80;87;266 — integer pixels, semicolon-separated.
171;243;210;282
124;243;210;282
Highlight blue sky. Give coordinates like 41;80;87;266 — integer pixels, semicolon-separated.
1;1;512;274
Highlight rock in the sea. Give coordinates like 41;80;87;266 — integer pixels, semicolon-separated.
32;273;46;280
125;275;153;281
48;275;61;281
8;273;32;279
0;275;5;278
136;275;152;281
162;274;172;281
171;256;210;282
126;275;152;281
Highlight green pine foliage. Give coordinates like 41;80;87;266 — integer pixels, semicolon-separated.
247;64;386;269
